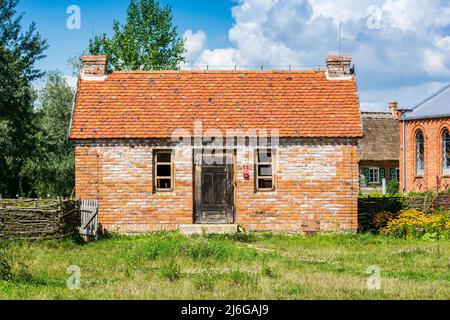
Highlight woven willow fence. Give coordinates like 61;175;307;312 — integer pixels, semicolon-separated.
0;199;80;240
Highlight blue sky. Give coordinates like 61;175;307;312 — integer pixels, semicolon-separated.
18;0;450;111
18;0;235;74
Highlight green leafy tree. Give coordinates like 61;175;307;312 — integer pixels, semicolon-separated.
88;0;185;70
387;179;400;195
0;0;47;197
21;72;75;198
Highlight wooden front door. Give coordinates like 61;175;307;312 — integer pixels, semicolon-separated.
195;151;234;224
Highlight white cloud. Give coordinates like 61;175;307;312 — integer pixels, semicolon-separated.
183;29;207;65
360;81;449;111
196;48;240;68
423;36;450;76
381;0;450;31
309;0;384;22
183;0;450;110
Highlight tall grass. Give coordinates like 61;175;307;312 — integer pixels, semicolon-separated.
0;233;448;300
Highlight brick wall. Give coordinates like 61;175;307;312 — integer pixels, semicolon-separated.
75;140;193;233
400;118;450;193
74;138;359;233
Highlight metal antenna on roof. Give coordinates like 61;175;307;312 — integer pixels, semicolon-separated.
338;20;342;57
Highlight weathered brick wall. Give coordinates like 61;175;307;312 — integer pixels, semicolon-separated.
75;138;359;233
400;118;450;193
235;139;359;232
75;140;193;233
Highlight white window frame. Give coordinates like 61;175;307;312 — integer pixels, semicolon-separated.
443;129;450;176
368;167;380;184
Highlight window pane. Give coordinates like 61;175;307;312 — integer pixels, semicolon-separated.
157;179;171;189
258;165;272;177
157;164;171;177
390;168;397;181
369;169;379;183
258;150;272;163
157;152;171;163
258;179;273;189
416;132;424;175
444;131;450;174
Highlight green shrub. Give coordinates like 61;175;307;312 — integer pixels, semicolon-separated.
226;270;259;287
0;242;12;281
0;257;12;281
187;240;231;261
372;211;396;231
261;265;279;279
146;238;179;260
191;271;219;291
160;259;181;281
387;180;400;195
207;232;259;243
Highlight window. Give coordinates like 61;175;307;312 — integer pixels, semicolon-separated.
255;149;275;190
154;150;173;191
416;131;424;177
390;168;400;181
367;168;380;184
443;129;450;176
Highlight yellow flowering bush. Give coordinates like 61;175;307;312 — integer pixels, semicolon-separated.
372;211;396;231
380;209;450;238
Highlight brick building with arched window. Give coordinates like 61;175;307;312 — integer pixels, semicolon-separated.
399;84;450;193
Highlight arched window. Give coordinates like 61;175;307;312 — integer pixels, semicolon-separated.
416;131;424;177
443;129;450;176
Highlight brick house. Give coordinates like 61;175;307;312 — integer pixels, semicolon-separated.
359;102;400;194
69;55;363;234
399;84;450;193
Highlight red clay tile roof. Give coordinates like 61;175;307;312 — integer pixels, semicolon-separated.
69;70;363;139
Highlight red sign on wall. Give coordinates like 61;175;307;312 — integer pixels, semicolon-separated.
243;165;250;180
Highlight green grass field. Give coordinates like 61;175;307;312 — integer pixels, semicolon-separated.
0;233;449;300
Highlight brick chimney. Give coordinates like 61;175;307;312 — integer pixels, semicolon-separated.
389;101;398;117
326;55;353;79
81;55;108;80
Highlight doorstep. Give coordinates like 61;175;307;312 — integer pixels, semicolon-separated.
179;224;238;235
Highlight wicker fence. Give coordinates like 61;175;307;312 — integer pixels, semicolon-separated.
358;193;450;232
0;199;80;240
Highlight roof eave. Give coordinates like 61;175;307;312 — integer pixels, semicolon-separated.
403;114;450;121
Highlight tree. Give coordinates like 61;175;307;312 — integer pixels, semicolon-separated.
387;179;400;195
21;72;75;198
0;0;47;197
88;0;185;70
